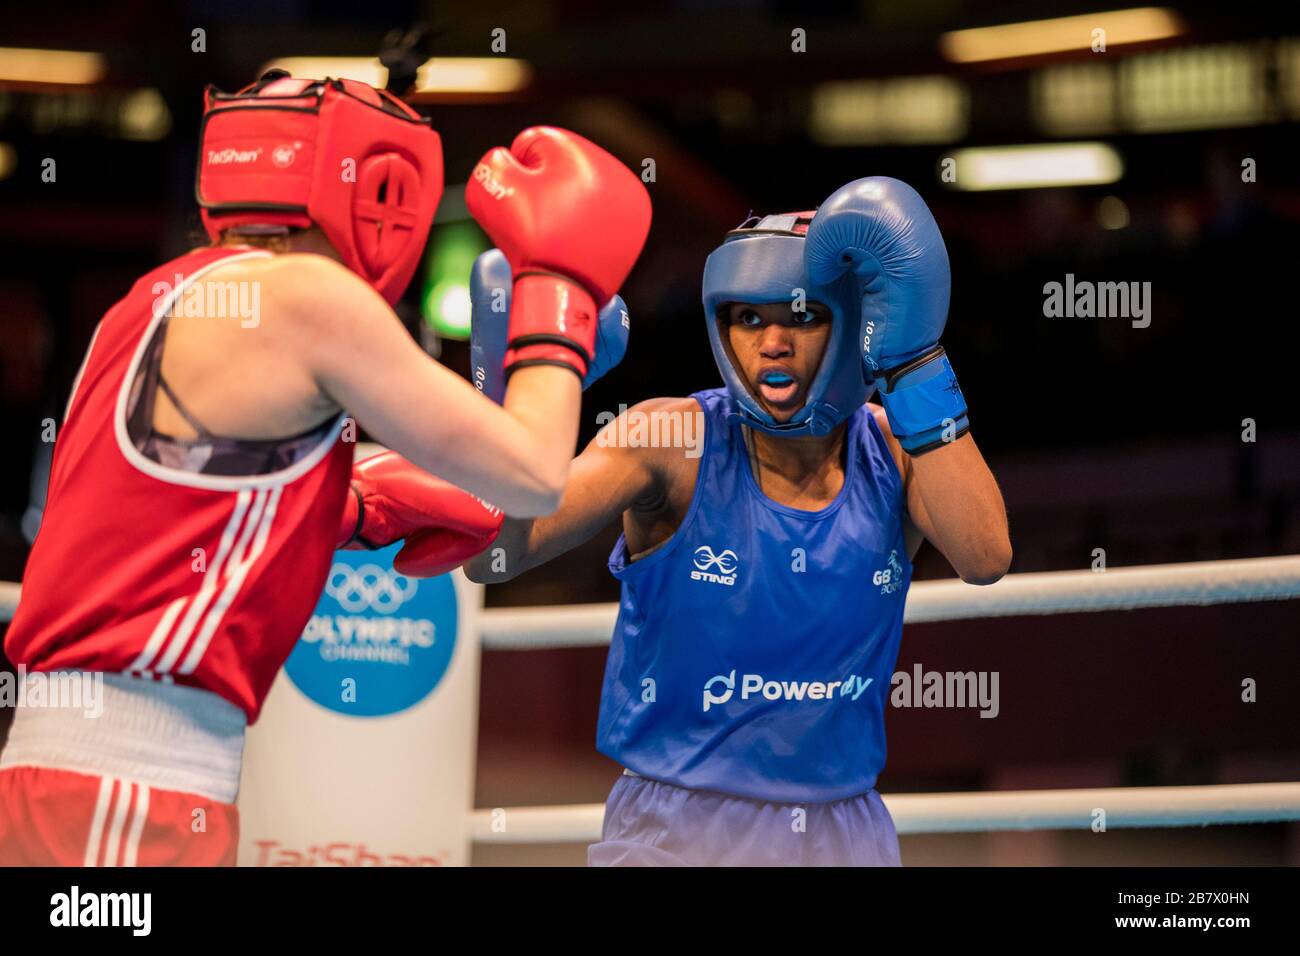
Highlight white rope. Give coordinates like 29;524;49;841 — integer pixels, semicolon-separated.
0;582;18;623
3;555;1297;634
471;782;1300;844
478;602;618;649
902;554;1300;623
477;554;1300;650
473;803;607;845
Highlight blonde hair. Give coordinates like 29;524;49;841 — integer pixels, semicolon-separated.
215;226;296;254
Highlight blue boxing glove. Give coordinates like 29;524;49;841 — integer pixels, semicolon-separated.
470;248;629;404
470;249;513;404
584;295;630;389
805;177;969;455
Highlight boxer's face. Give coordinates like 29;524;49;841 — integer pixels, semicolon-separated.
722;301;833;421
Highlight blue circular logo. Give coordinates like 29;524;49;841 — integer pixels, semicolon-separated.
286;545;458;717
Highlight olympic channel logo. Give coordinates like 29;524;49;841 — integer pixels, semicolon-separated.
286;544;458;717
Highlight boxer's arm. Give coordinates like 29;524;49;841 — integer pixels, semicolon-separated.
871;406;1011;584
285;255;579;517
464;398;681;583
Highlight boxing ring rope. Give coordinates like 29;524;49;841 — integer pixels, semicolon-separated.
1;555;1298;843
475;554;1300;650
472;783;1300;844
0;582;17;622
1;548;1296;631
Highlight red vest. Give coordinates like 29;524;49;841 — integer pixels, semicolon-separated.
5;247;352;722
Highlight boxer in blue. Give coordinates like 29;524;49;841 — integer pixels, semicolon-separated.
466;177;1012;866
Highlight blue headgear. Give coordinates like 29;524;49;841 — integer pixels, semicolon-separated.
702;211;872;436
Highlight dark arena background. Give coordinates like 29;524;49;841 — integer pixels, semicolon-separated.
0;0;1297;878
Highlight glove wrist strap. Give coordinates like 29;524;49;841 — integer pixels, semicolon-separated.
506;272;598;378
338;484;369;549
878;345;970;455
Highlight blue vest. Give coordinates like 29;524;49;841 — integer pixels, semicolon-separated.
597;388;911;803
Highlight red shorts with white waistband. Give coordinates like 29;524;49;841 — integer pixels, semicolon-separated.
0;765;239;867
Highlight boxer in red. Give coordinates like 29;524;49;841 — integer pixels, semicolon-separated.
0;71;651;865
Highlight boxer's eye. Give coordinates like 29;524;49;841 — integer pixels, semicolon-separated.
736;309;762;328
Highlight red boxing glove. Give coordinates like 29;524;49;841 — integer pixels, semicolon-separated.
337;452;503;577
466;126;651;381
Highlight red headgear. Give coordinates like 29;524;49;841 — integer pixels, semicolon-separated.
196;72;443;305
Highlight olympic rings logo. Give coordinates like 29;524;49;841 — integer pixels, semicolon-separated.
325;563;419;615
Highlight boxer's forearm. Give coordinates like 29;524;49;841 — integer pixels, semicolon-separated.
463;515;536;583
906;434;1011;585
461;493;614;584
464;417;661;583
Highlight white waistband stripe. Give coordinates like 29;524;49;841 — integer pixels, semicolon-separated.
0;672;246;803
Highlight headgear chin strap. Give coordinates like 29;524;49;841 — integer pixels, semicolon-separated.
196;72;444;305
702;212;872;437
